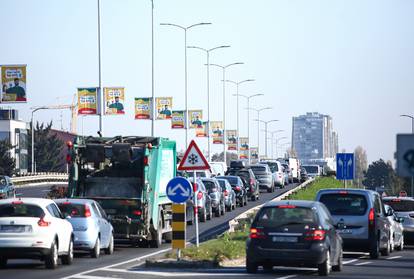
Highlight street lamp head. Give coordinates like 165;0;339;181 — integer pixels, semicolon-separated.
400;114;414;119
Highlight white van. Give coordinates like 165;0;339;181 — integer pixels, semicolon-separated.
288;158;301;182
209;162;227;176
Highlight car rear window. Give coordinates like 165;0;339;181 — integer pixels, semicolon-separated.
202;180;217;192
217;176;239;185
255;206;317;227
57;203;86;217
250;166;267;172
303;166;319;174
0;203;45;218
217;180;226;188
383;199;414;212
228;170;250;181
319;194;368;216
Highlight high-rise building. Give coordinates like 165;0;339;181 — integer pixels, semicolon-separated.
292;112;337;163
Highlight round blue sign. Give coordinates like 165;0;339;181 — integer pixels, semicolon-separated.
166;177;193;203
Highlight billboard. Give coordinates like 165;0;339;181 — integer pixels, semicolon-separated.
188;110;203;129
211;121;224;144
1;65;27;103
156;97;172;119
196;121;208;137
171;110;186;129
239;149;249;159
77;88;98;115
250;147;259;160
134;97;152;119
104;87;125;115
226;130;237;150
240;137;249;151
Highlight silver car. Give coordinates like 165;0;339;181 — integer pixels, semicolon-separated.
55;199;114;258
383;197;414;244
384;204;404;251
201;178;225;217
189;178;213;222
217;178;236;211
250;164;274;192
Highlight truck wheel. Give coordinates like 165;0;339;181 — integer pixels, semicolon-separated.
150;211;163;248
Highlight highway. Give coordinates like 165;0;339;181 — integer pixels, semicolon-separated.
2;183;299;279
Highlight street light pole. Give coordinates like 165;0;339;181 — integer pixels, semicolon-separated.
249;107;271;158
209;63;243;165
254;119;278;158
267;130;284;159
150;0;155;137
97;0;103;136
187;46;230;160
237;94;263;164
400;114;414;197
160;22;211;148
225;79;255;159
275;136;287;159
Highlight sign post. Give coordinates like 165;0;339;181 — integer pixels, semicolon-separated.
178;140;210;247
397;134;414;197
336;153;355;187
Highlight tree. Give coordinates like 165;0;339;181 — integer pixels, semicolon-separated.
28;121;65;172
211;152;238;165
0;139;16;176
363;159;404;194
354;146;368;187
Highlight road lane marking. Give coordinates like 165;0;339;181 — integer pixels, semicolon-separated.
343;259;359;265
386;256;402;260
275;275;297;279
101;268;250;277
354;261;372;266
75;275;122;279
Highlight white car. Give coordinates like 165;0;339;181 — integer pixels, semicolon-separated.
384;204;404;251
0;198;74;269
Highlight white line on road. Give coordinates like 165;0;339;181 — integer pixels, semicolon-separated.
386;256;402;260
354;261;372;266
102;268;250;277
343;259;359;265
275;275;297;279
73;275;122;279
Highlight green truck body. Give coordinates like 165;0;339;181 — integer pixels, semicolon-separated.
66;136;176;247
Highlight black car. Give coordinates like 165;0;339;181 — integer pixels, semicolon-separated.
226;161;260;201
300;167;309;182
216;176;248;207
0;176;15;199
246;200;343;276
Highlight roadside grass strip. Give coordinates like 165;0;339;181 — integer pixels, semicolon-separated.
288;177;342;201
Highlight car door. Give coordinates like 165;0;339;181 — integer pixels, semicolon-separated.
95;202;112;246
91;202;107;246
374;194;390;248
47;203;71;253
320;205;341;261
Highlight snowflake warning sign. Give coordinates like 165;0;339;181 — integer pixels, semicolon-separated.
178;140;210;171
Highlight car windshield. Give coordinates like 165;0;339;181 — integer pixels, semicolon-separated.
303;166;319;174
383;199;414;212
57;203;86;218
261;162;278;172
217;176;239;185
217;180;226;188
0;203;45;218
228;170;249;182
319;194;368;216
255;207;317;227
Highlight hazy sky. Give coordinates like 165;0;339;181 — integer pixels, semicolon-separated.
1;0;413;163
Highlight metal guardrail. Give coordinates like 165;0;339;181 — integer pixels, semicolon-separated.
11;173;68;186
228;178;315;232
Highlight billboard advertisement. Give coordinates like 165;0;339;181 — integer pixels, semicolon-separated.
188;110;203;129
134;97;152;119
240;137;249;151
1;65;27;103
226;130;237;150
211;121;224;144
156;97;172;119
104;87;125;115
77;88;98;115
196;121;208;137
239;149;249;159
250;147;259;160
171;110;186;129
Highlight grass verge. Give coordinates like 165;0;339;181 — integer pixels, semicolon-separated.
288;176;342;200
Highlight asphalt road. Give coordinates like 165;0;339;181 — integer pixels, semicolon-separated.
2;182;299;279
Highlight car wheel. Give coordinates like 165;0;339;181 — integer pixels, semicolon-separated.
381;237;391;256
215;205;221;217
62;238;74;265
150;216;163;248
263;263;273;273
200;208;206;222
0;257;7;268
396;236;404;251
318;249;331;276
45;241;59;269
91;237;101;258
221;202;226;215
369;237;380;259
239;198;244;207
251;194;256;201
104;234;114;255
332;249;343;272
246;258;258;274
267;187;272;193
187;209;194;225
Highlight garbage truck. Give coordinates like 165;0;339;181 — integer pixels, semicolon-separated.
66;136;176;248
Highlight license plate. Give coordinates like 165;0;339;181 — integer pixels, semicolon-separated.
338;229;353;234
272;236;298;243
0;225;31;233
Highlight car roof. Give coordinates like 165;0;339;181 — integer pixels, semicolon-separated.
200;178;217;182
0;198;55;207
217;175;240;179
54;198;96;204
251;164;268;167
383;196;414;201
317;188;377;195
263;200;321;208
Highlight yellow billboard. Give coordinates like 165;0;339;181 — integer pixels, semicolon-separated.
188;110;203;129
171;110;186;129
104;87;125;115
134;97;152;119
211;121;224;144
1;65;27;103
77;88;98;115
156;97;172;119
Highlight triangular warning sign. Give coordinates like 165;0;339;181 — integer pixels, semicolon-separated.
178;140;210;171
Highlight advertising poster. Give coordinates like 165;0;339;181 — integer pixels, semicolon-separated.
77;88;98;115
188;110;203;129
196;121;208;137
250;147;259;160
156;97;173;119
240;137;249;151
1;65;27;103
134;97;152;119
211;121;224;144
171;110;186;129
239;149;249;159
226;130;237;150
104;87;125;115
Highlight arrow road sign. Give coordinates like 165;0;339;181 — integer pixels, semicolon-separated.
397;134;414;177
166;177;192;203
178;140;210;171
336;153;354;180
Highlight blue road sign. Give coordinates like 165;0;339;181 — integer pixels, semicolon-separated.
166;177;193;203
336;153;354;180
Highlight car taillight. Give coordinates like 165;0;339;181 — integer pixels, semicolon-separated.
305;230;326;241
66;154;72;163
84;205;92;217
38;217;51;227
250;179;254;185
339;191;348;195
132;210;142;216
278;205;296;209
249;228;266;239
143;156;149;166
368;208;375;226
235;186;241;191
197;192;203;200
223;190;228;196
12;200;23;205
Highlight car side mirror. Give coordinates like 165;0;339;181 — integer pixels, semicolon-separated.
395;217;404;223
386;208;394;217
65;215;72;219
